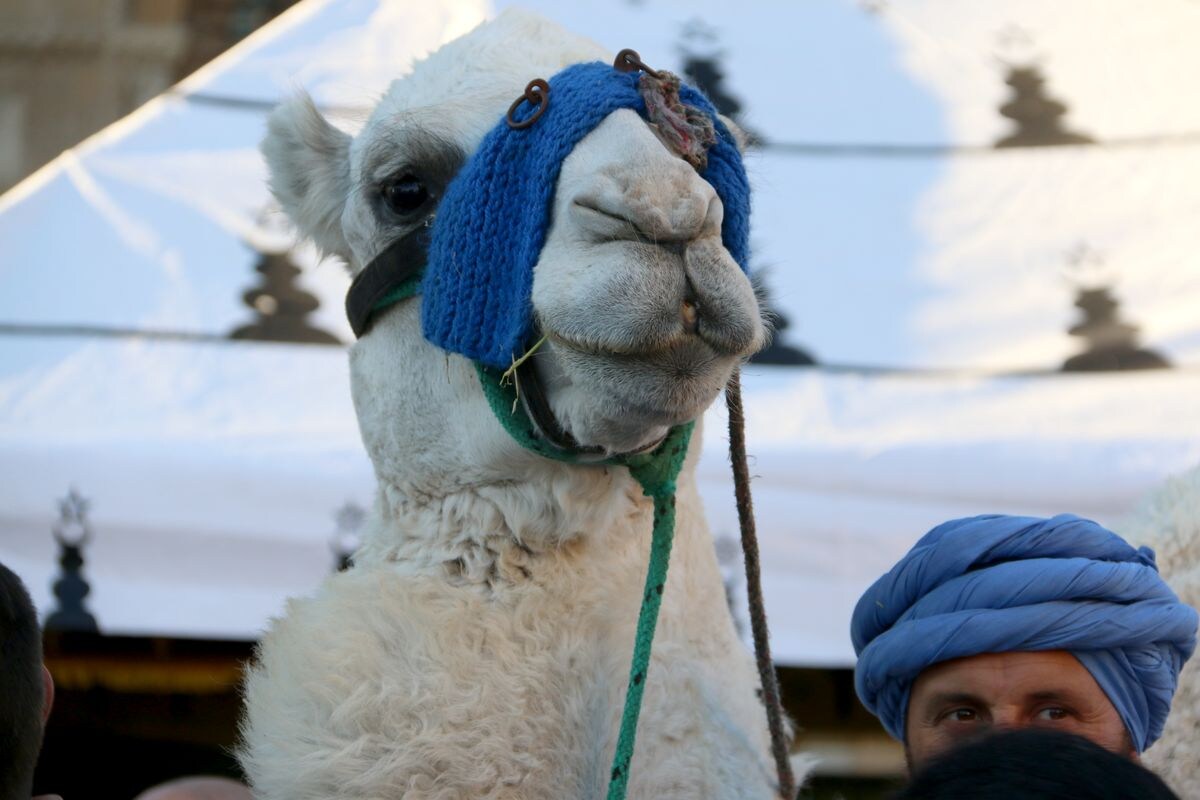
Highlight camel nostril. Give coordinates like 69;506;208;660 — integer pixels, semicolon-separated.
660;240;688;258
681;299;699;334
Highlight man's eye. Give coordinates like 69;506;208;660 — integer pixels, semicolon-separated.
945;708;978;723
1036;707;1069;721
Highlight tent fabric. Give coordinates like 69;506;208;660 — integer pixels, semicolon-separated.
1;0;1198;665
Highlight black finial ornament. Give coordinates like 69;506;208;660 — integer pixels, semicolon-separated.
1062;287;1170;372
747;279;817;366
678;18;760;145
994;63;1094;148
45;488;99;633
750;303;817;366
1061;244;1170;372
675;22;814;366
331;501;366;572
230;250;342;345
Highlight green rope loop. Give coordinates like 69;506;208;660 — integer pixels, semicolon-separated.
375;280;422;309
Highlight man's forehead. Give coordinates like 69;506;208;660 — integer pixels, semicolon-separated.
912;650;1100;700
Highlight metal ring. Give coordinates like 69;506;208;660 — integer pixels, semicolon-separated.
613;48;661;79
505;78;550;130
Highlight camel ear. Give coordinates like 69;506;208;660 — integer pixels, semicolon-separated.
262;93;352;258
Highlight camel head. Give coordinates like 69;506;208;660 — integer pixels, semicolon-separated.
262;10;765;504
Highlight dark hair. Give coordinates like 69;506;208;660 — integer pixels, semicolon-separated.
0;562;46;800
892;728;1178;800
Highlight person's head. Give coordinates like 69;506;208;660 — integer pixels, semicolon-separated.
850;514;1199;772
0;562;53;800
891;728;1179;800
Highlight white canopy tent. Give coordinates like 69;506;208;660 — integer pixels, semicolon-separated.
1;0;1198;666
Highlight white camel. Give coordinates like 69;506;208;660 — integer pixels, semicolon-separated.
1122;464;1200;798
238;11;785;800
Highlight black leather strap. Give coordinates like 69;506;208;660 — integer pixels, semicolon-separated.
344;220;432;338
514;355;606;457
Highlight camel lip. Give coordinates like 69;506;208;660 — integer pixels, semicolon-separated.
542;326;721;361
545;325;760;363
630;431;670;455
545;335;730;424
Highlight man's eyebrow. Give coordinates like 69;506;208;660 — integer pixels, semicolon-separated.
1025;689;1081;703
920;691;983;709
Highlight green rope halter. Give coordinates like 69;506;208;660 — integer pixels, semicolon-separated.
370;276;692;799
477;361;692;799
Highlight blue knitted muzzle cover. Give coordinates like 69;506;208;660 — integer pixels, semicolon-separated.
420;61;751;369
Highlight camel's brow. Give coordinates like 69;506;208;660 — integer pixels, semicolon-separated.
361;128;465;187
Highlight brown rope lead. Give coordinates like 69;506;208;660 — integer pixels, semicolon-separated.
726;368;796;800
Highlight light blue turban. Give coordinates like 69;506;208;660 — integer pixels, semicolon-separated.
851;514;1198;752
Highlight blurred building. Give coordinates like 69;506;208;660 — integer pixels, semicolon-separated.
0;0;296;193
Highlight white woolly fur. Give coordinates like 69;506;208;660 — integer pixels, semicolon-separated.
1120;464;1200;798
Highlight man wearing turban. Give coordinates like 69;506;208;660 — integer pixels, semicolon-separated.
850;514;1198;771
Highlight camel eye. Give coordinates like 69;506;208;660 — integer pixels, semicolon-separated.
381;174;429;215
